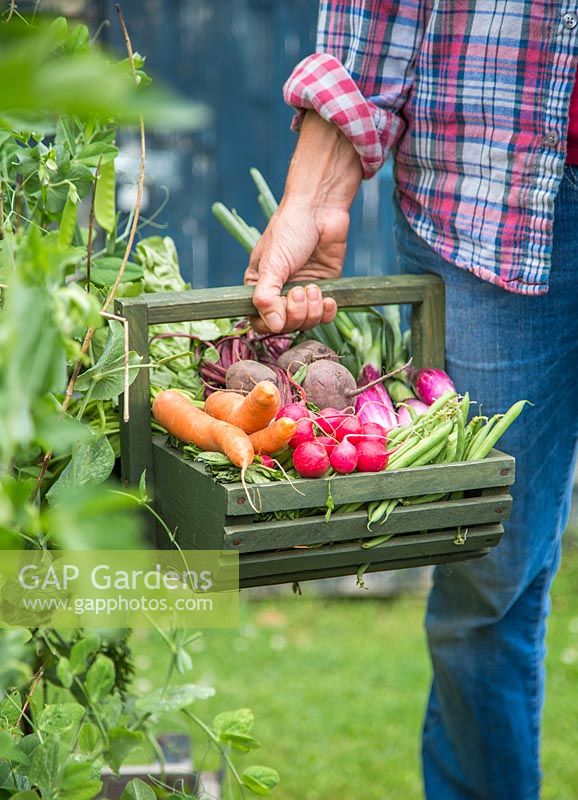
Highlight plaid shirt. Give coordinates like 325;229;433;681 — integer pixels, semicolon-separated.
283;1;578;295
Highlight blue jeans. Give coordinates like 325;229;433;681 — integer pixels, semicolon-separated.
392;166;578;800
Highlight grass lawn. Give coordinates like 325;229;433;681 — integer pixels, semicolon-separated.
133;535;578;800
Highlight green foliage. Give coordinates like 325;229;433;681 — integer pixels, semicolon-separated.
0;10;278;800
241;765;281;796
0;15;209;130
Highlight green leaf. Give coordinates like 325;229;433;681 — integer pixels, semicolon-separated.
74;320;142;400
213;709;260;751
241;766;280;796
188;320;234;341
0;731;30;765
43;484;142;549
63;22;91;55
85;654;115;702
34;414;92;455
0;688;22;729
29;737;60;798
46;435;115;504
56;657;73;688
137;470;149;503
79;350;141;401
69;635;101;674
76;142;118;167
221;732;261;753
60;761;102;800
9;792;40;800
104;727;143;773
94;160;115;233
135;683;214;715
77;722;101;756
38;702;85;735
213;708;254;737
90;257;143;287
119;779;156;800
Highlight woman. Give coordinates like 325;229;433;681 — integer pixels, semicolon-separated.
245;3;578;798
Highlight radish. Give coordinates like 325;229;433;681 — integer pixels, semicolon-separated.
276;402;311;422
361;421;387;439
260;454;275;468
317;408;362;441
289;417;316;448
316;408;345;436
330;440;358;474
349;421;388;446
333;414;362;442
396;398;429;427
293;441;330;478
406;367;456;405
316;435;339;455
356;439;389;472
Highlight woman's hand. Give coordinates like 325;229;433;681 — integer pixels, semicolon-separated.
245;111;363;334
244;199;350;333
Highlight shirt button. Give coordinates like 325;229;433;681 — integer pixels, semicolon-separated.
563;11;577;29
544;131;560;147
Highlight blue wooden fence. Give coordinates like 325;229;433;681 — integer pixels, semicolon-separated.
100;0;398;287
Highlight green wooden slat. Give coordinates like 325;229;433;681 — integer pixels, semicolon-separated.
225;451;515;515
412;277;445;369
238;523;503;582
153;440;228;549
239;548;493;588
116;299;154;489
118;275;443;325
150;440;515;516
224;492;512;553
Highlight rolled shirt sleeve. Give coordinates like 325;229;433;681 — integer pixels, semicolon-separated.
283;1;425;178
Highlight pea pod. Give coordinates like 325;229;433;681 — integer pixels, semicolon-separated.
409;435;448;467
444;425;459;463
94;159;116;233
467;400;528;460
425;389;458;416
455;392;469;460
463;416;484;456
388;420;453;470
386;426;414;445
58;184;79;249
465;416;498;460
366;498;398;531
400;492;448;506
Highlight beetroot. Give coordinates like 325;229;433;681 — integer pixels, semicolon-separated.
293;441;330;478
277;341;339;375
330;440;358;474
302;361;357;411
356;439;389;472
225;360;278;393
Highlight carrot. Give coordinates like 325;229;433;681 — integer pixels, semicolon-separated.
204;380;281;434
153;390;254;469
250;417;297;455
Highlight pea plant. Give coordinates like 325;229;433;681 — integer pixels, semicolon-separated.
0;10;278;799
